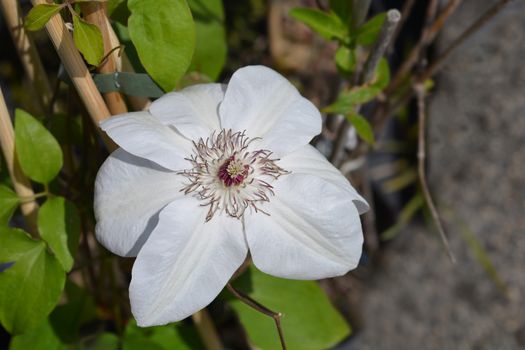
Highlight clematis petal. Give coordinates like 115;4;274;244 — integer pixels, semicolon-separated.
219;66;321;157
149;83;224;141
129;197;248;326
279;144;369;214
245;174;364;280
100;111;192;171
94;149;184;257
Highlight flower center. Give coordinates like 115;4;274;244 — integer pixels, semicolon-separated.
218;156;249;187
179;129;288;221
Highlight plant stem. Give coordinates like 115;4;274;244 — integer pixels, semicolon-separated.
375;0;514;135
361;9;401;84
388;0;416;54
415;84;455;263
420;0;516;83
331;9;401;166
227;283;287;350
30;0;117;151
80;2;128;115
191;310;224;350
0;0;53;114
386;0;463;94
0;89;39;237
18;191;48;203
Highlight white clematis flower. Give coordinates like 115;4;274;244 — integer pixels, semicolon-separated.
94;66;369;327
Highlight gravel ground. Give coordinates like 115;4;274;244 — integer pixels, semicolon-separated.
351;1;525;349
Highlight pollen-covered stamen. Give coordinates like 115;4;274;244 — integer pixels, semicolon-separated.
218;155;250;186
179;129;288;221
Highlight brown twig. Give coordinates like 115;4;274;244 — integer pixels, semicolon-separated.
386;0;463;94
374;0;513;136
227;283;287;350
387;0;416;54
414;84;455;263
361;9;401;84
0;89;39;237
420;0;515;83
80;2;128;115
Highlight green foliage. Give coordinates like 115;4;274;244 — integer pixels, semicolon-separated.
373;58;391;89
9;319;67;350
73;14;105;66
0;227;65;334
329;0;352;25
38;196;80;272
77;333;119;350
0;185;19;225
25;4;63;31
14;109;63;184
229;266;351;350
348;113;375;145
324;86;381;114
289;8;347;41
355;12;386;46
3;270;94;345
335;46;356;75
49;282;98;343
128;0;196;92
107;0;130;25
325;58;390;114
187;0;227;81
123;319;204;350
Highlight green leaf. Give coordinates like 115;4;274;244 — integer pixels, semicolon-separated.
335;46;356;75
187;0;227;81
108;0;130;25
323;86;381;114
124;319;204;350
25;4;63;31
372;57;390;89
73;14;104;66
348;113;375;145
78;333;120;350
229;266;350;350
355;12;386;46
0;185;19;225
9;319;67;350
329;0;351;24
0;227;66;334
289;8;347;41
123;336;164;350
128;0;196;92
49;282;97;343
15;109;63;184
38;196;81;272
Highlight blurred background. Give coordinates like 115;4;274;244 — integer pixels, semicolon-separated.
0;0;524;349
